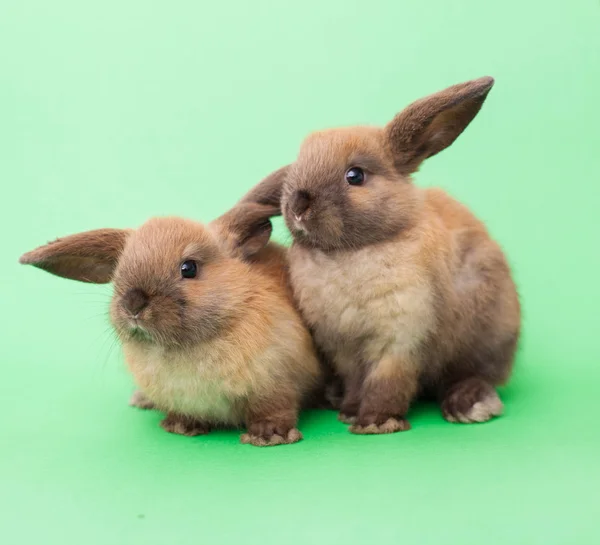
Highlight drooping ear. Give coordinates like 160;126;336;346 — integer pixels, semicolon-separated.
237;165;290;212
385;76;495;175
19;228;131;283
211;203;281;260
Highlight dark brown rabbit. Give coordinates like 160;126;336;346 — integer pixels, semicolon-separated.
19;203;322;446
241;77;521;434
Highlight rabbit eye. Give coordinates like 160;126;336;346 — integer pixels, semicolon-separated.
345;167;365;186
180;260;198;279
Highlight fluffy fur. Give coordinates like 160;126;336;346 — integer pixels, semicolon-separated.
20;204;322;446
240;77;521;433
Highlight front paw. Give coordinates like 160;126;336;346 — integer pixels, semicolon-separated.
241;420;302;447
160;414;210;437
350;414;411;435
338;412;357;425
129;390;156;410
338;401;359;425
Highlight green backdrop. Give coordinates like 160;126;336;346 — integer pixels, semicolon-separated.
2;1;599;544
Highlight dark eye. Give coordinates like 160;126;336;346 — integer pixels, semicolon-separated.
180;260;198;279
345;167;365;186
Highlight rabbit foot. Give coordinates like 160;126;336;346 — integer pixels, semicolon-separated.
441;378;503;423
338;412;357;425
160;413;210;436
241;420;302;447
350;416;411;435
129;390;156;410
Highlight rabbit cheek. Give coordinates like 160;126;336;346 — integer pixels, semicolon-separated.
310;213;345;249
144;297;183;339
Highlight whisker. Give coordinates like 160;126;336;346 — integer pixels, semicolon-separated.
85;320;119;369
100;331;121;371
79;312;112;324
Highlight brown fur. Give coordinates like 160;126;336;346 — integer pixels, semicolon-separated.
19;203;322;446
241;77;521;433
19;228;131;283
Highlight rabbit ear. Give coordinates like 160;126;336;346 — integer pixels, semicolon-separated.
212;203;280;260
19;228;131;283
385;77;494;175
238;165;290;211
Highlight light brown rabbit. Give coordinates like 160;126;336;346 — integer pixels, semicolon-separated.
240;77;521;434
19;203;322;446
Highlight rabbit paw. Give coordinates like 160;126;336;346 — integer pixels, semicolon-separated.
442;378;503;424
129;390;156;410
241;420;302;447
350;415;411;435
160;414;210;436
338;412;357;425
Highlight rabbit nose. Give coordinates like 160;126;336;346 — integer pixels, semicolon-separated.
122;288;149;316
290;190;311;219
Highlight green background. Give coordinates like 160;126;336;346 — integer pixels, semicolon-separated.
1;1;599;544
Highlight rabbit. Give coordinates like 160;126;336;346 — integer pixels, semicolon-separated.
239;76;521;434
19;203;322;446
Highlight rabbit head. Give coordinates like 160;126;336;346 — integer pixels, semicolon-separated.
243;77;494;251
20;204;278;348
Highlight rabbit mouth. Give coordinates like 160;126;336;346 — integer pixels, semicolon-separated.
127;321;153;342
293;228;326;250
292;216;309;234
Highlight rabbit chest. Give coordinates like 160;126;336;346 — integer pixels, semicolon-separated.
123;342;252;425
288;241;436;374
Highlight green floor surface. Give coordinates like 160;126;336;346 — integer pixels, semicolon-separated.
1;1;599;544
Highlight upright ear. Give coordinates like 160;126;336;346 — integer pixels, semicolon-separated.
212;203;281;260
19;228;131;283
237;165;290;211
385;76;495;175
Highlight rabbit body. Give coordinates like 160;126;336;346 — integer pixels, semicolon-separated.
241;77;521;433
289;188;519;403
21;209;321;446
124;241;319;428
